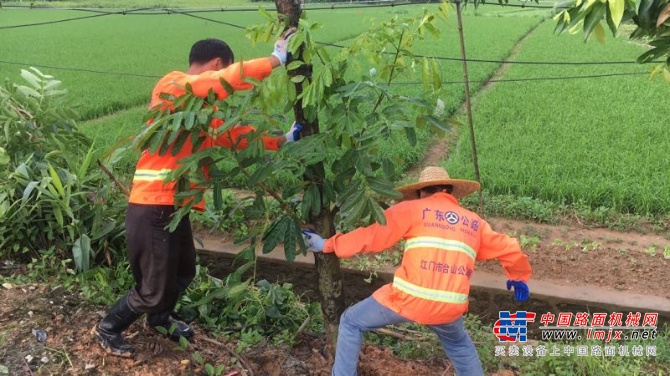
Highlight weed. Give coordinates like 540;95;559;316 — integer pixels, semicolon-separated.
552;238;577;251
645;245;657;257
520;234;542;252
580;241;601;253
664;247;670;260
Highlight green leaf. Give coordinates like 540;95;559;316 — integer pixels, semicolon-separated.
286;61;304;70
593;22;606;43
72;234;91;272
20;69;41;89
367;177;402;200
663;67;670;83
91;221;117;240
607;0;625;29
584;3;607;41
404;126;417;147
179;336;189;348
368;198;387;225
382;158;395;179
262;217;288;254
48;165;65;197
283;219;301;262
192;352;204;365
345;196;369;226
422;115;451;133
53;206;64;227
218;78;235;97
22;181;39;202
205;364;215;376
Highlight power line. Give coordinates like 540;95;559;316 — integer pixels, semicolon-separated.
169;9;247;30
0;58;649;84
0;59;160;79
0;6;160;30
2;1;563;13
394;71;649;84
317;41;663;65
2;7;661;66
0;12;111;30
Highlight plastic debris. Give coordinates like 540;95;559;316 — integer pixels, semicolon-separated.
31;329;47;342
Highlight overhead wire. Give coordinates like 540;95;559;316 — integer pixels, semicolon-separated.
169;9;248;30
0;4;660;81
0;59;161;79
0;6;161;30
0;58;651;84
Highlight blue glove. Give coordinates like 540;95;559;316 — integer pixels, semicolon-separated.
506;280;530;303
301;229;324;253
284;122;303;143
271;29;296;65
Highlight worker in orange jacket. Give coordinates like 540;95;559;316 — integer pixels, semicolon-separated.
302;166;532;376
94;30;301;358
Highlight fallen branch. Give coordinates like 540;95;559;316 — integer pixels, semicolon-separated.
373;328;413;341
97;160;130;197
200;337;255;376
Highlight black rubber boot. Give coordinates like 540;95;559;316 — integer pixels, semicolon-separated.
92;295;141;357
146;311;194;341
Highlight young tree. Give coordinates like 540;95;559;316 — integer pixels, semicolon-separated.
553;0;670;80
135;2;454;355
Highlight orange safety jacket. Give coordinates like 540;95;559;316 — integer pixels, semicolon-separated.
323;192;532;325
129;58;281;210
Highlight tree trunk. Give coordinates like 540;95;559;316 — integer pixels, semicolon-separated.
274;0;346;356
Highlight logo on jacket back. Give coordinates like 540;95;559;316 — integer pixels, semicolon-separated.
444;211;459;224
494;311;536;342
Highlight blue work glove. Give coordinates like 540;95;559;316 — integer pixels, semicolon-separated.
301;229;324;253
284;122;303;143
506;280;530;303
271;28;296;65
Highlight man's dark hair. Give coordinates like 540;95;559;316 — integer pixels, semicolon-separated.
419;185;454;195
189;39;234;67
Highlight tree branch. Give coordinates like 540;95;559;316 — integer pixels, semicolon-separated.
371;30;405;113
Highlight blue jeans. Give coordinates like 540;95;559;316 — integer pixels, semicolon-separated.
333;296;484;376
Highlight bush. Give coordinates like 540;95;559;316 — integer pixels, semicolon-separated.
0;68;127;271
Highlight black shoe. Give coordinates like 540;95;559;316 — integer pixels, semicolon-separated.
93;295;141;357
146;311;194;341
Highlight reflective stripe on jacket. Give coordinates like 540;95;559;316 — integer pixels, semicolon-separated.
129;58;280;210
323;192;532;325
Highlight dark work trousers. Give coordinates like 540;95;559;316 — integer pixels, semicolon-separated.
125;203;196;314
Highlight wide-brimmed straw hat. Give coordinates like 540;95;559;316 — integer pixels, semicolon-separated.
397;166;480;200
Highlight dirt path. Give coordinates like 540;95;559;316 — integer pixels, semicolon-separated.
405;20;544;180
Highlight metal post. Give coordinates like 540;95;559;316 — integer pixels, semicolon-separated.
454;0;484;214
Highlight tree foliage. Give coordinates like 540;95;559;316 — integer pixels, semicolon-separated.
554;0;670;80
134;3;456;258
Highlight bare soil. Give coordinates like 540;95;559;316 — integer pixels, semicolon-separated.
481;217;670;300
0;282;454;376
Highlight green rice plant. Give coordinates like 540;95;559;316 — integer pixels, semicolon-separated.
447;21;670;216
0;7;373;119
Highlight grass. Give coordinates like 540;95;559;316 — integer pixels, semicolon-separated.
447;21;670;216
0;7;371;119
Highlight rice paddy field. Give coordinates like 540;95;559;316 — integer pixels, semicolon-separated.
2;1;669;216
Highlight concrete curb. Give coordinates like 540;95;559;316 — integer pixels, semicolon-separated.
197;234;670;319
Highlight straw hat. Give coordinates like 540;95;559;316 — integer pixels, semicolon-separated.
397;166;480;200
